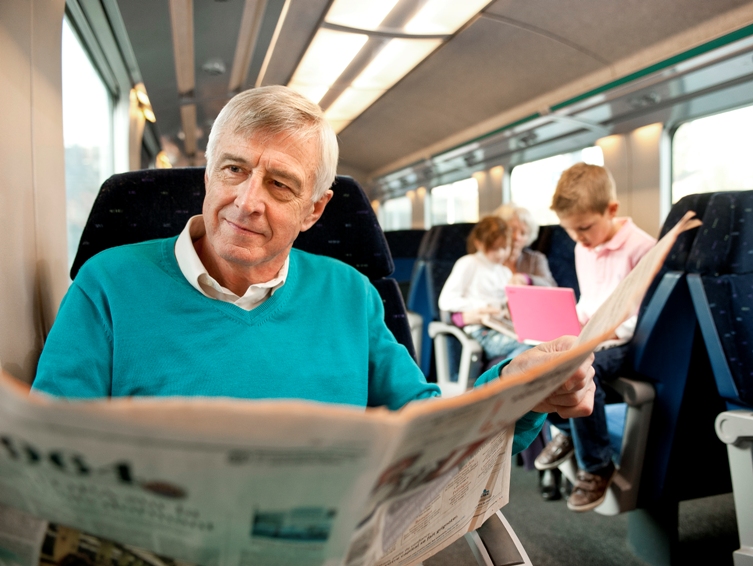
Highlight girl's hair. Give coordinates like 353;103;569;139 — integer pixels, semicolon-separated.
467;216;509;254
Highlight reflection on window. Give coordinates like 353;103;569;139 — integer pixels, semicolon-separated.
380;196;412;231
62;18;114;269
431;178;478;225
510;147;604;226
672;105;753;203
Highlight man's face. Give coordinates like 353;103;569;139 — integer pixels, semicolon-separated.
558;203;618;249
200;129;331;286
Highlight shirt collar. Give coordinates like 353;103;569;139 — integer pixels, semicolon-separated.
174;215;289;310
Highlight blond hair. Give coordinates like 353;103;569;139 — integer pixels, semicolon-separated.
205;85;338;201
550;163;616;215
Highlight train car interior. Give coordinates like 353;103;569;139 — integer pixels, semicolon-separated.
3;0;753;564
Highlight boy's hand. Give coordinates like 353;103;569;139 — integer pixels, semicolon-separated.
501;336;596;418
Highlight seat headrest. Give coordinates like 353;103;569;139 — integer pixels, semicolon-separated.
294;176;394;279
71;167;206;279
686;191;753;276
422;223;475;261
660;192;712;271
71;169;393;280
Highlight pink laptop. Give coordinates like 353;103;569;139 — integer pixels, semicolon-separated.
505;285;582;344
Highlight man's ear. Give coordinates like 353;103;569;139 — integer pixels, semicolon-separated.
301;190;334;232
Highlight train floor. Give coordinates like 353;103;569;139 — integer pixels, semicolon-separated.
504;460;739;565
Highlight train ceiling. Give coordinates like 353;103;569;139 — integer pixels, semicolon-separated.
112;0;753;188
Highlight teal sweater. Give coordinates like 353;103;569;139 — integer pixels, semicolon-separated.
33;238;544;452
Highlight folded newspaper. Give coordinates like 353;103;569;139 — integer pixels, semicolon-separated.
0;213;701;566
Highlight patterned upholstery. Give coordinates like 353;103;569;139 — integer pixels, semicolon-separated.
70;168;415;359
530;225;580;299
637;192;710;323
71;169;393;280
71;167;206;279
687;191;753;408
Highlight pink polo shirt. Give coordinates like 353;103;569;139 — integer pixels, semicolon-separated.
575;218;656;340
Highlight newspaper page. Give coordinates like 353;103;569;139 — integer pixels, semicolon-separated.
0;211;701;566
0;379;398;566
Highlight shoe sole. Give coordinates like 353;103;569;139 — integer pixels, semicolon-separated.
534;449;575;471
566;473;616;512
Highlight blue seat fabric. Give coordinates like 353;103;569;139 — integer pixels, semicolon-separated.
384;229;427;302
530;225;580;300
687;191;753;409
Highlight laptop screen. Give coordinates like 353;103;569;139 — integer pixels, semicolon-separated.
505;285;582;343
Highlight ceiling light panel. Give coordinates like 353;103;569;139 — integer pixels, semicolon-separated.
404;0;490;35
352;38;441;90
288;28;368;104
325;0;400;30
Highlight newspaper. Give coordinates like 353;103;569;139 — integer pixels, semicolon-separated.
0;212;700;566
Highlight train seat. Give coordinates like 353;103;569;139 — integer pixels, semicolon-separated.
685;190;753;566
529;224;580;299
575;192;715;519
383;229;427;301
70;168;416;362
409;223;475;381
70;168;531;566
384;229;428;362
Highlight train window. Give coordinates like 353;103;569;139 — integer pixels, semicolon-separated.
672;105;753;203
380;196;413;230
62;17;114;268
430;178;479;225
510;147;604;226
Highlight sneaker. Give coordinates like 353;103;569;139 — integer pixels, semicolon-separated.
534;434;575;470
566;463;617;512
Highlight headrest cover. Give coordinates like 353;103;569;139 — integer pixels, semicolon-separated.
687;191;753;276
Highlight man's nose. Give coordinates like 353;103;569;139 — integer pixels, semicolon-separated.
235;174;265;214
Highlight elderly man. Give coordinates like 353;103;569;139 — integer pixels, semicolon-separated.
32;86;594;454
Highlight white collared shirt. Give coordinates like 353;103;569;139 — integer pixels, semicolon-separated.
174;215;288;311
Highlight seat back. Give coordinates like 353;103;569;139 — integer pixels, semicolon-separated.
686;190;753;410
530;225;580;299
625;192;729;509
384;229;426;302
71;169;416;361
407;223;475;376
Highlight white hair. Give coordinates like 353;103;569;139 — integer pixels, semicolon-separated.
205;85;339;200
494;203;539;246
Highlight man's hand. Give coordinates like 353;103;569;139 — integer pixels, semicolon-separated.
501;336;595;419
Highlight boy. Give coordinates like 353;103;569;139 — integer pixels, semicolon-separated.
534;162;656;511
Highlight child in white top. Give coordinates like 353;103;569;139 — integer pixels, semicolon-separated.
439;216;530;360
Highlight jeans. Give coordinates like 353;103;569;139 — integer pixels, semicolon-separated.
546;343;631;473
466;325;532;359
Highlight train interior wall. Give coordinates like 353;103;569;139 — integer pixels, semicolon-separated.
1;0;68;384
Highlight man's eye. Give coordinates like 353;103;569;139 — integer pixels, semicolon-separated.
272;180;289;190
227;165;243;174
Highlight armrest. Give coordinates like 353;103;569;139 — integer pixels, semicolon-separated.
428;321;483;397
716;410;753;446
605;377;655;406
428;321;483;350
